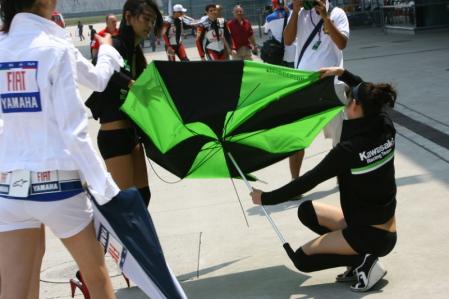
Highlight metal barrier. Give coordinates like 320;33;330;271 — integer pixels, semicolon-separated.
159;0;449;31
381;0;449;29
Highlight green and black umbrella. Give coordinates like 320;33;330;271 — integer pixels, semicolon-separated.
121;60;343;264
122;60;343;180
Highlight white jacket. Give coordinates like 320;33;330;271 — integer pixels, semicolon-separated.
64;33;123;92
0;13;119;204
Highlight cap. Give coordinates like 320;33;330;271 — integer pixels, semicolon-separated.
271;0;284;6
173;4;187;12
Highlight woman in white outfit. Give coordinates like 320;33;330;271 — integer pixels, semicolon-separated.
17;10;125;299
0;1;120;298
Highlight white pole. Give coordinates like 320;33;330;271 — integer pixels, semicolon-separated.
168;0;173;15
227;153;286;244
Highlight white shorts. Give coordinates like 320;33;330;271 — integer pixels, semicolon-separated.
0;192;93;239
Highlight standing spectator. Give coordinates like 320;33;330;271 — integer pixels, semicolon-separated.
227;5;258;60
91;14;119;61
264;0;296;67
196;4;230;61
149;31;157;52
216;4;232;59
51;10;65;28
88;25;97;59
284;0;349;180
162;4;190;61
77;20;85;41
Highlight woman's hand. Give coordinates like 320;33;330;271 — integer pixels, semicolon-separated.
250;189;263;205
319;67;344;79
97;33;112;46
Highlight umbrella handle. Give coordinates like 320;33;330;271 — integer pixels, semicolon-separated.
227;153;287;244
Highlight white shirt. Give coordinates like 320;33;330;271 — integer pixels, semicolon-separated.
0;13;119;204
295;7;349;71
264;9;297;63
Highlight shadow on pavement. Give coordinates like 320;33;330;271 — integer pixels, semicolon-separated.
182;265;309;299
115;265;389;299
290;278;389;299
116;286;149;299
178;258;246;282
181;265;388;299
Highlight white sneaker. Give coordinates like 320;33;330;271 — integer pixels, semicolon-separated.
350;254;387;292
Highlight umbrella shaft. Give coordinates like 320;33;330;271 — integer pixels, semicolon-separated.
227;152;286;244
261;206;286;244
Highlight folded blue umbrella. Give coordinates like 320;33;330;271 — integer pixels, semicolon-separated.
92;188;187;299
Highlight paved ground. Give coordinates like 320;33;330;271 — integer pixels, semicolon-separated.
39;26;449;298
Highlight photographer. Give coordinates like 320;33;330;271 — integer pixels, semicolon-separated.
284;0;350;180
251;67;398;293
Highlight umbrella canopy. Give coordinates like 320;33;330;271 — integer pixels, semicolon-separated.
122;60;344;179
93;189;187;299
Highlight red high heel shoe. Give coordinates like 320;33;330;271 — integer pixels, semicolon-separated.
69;271;90;299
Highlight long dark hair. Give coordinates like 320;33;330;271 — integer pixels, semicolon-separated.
119;0;163;77
356;83;397;116
0;0;36;32
121;0;163;37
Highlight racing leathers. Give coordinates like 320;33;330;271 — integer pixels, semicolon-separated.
196;17;230;61
163;16;190;61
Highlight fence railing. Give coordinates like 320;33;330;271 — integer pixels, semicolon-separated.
160;0;449;29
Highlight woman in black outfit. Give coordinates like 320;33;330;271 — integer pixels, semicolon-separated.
251;67;398;292
86;0;163;207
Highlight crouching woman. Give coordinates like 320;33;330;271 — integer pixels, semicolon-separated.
251;67;398;292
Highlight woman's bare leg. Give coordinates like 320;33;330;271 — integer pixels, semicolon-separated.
0;228;40;299
26;226;45;299
61;222;115;299
302;230;358;256
132;144;149;188
311;201;347;231
289;150;305;180
105;154;135;189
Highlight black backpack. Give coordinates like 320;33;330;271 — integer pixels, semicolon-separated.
260;38;285;65
260;12;288;65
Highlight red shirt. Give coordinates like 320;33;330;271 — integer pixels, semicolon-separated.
91;27;119;50
226;18;253;50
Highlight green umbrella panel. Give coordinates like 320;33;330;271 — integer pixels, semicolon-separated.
121;60;343;179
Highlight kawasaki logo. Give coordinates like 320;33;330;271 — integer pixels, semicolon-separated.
359;138;395;162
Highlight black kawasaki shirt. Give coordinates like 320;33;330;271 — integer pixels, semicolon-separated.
262;72;397;226
86;25;145;124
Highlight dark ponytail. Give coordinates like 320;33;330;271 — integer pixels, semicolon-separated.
357;82;397;116
0;0;36;32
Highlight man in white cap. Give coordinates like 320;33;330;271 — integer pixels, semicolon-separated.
162;4;190;61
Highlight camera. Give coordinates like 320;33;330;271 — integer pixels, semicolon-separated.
303;0;318;10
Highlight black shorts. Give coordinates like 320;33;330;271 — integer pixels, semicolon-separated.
343;225;397;257
97;128;140;160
